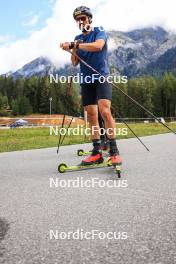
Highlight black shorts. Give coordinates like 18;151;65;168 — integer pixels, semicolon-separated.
81;80;112;106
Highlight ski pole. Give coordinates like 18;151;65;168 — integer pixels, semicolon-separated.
60;116;74;146
116;112;150;151
67;50;176;135
57;114;66;154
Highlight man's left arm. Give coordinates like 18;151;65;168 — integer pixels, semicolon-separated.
78;39;105;52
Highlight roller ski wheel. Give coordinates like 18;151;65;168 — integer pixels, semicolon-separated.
108;154;122;178
58;163;67;173
77;148;109;157
114;165;121;178
106;157;112;167
77;149;84;156
77;149;91;156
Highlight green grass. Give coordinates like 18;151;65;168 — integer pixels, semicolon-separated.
0;123;176;153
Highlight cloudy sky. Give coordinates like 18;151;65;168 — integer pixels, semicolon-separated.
0;0;175;74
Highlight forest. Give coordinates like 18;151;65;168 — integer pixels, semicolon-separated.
0;73;176;118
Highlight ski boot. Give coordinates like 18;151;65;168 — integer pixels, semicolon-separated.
81;150;104;166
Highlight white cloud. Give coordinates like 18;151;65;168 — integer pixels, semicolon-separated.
0;34;14;45
0;0;176;74
94;0;176;32
48;0;57;5
23;14;40;27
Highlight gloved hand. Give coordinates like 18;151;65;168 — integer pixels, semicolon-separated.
60;39;83;50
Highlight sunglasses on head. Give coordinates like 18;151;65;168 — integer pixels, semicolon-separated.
75;16;87;22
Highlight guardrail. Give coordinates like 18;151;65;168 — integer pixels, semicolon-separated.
115;117;176;123
0;116;176;128
0;116;84;128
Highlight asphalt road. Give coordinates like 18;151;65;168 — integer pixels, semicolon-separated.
0;133;176;264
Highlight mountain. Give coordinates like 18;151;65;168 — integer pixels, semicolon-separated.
108;27;176;76
11;57;57;79
143;47;176;76
10;56;79;79
4;27;176;79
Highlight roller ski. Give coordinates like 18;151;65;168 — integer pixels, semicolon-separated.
58;151;122;177
77;141;110;157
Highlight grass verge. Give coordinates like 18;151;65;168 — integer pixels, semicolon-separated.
0;123;176;153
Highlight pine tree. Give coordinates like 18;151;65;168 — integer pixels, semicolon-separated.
19;97;32;115
39;77;50;114
11;99;19;116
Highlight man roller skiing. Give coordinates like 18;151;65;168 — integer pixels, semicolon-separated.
60;6;122;166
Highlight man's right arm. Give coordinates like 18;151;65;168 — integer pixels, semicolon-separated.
60;41;79;66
